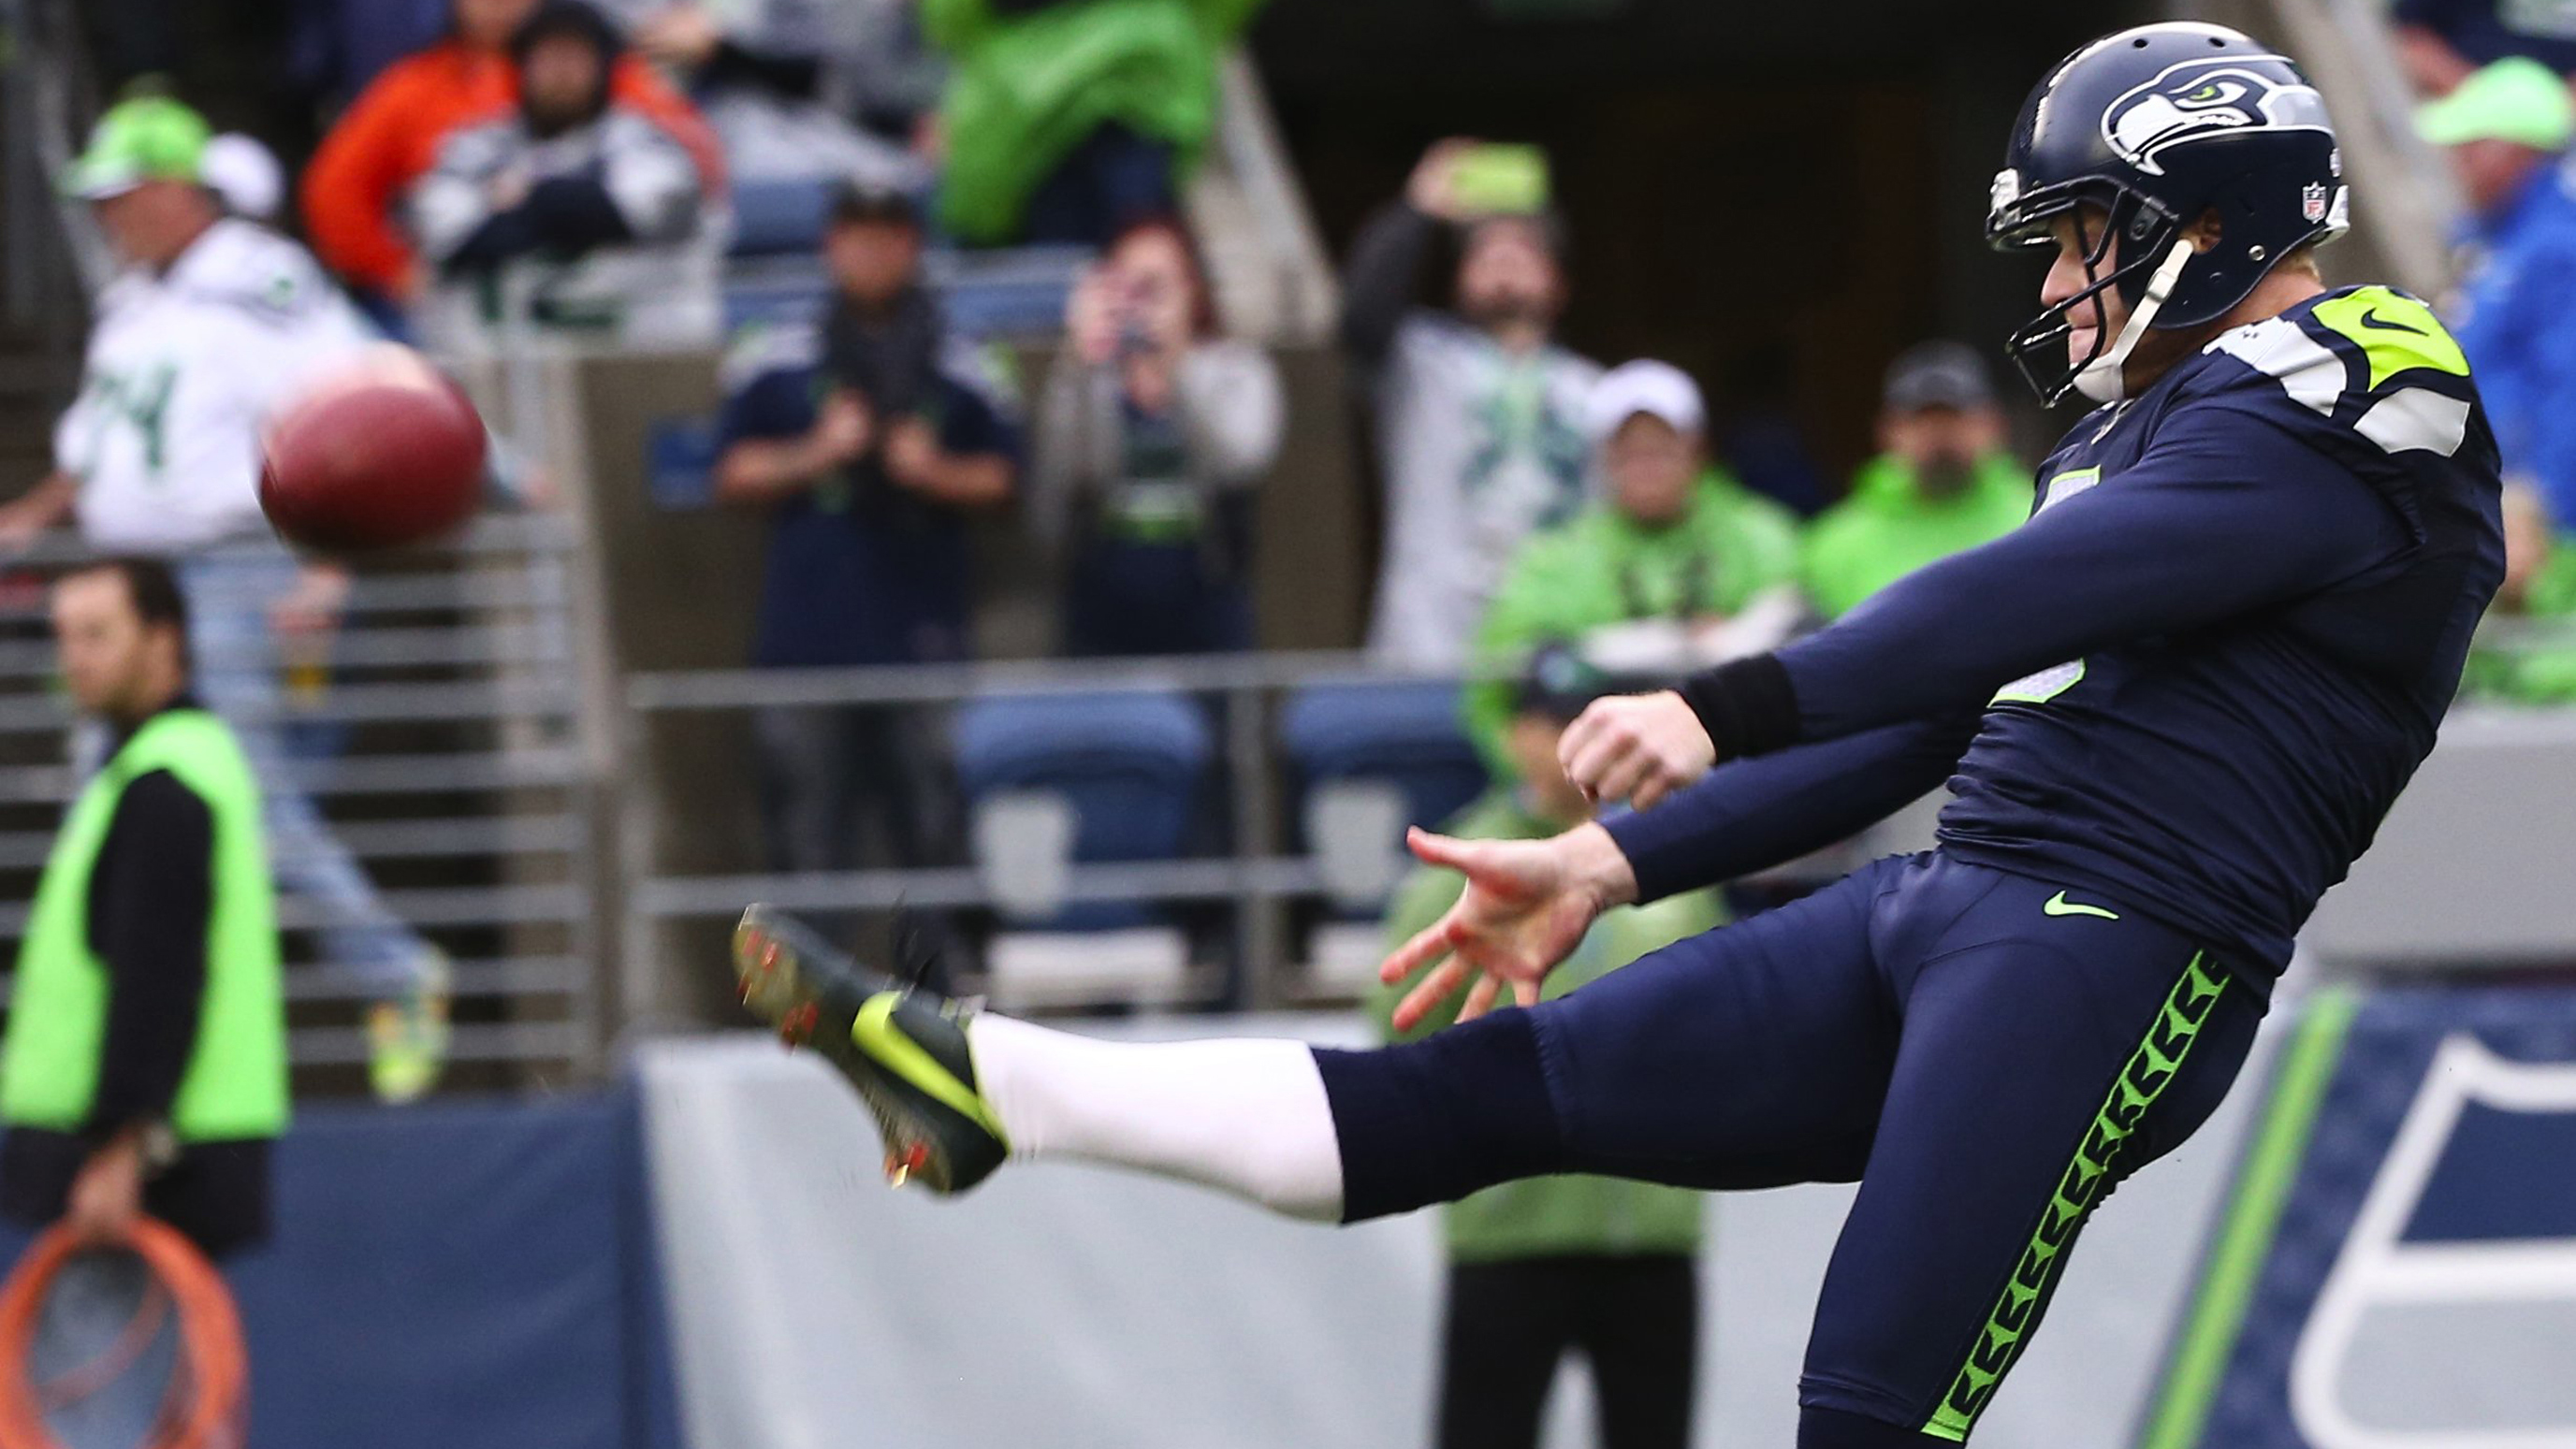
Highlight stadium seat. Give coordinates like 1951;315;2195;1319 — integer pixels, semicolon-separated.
952;689;1213;941
1279;680;1487;992
1279;680;1486;842
727;178;837;259
923;245;1094;339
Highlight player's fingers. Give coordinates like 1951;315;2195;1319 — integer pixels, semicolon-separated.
1589;750;1659;809
1555;707;1607;772
1561;732;1634;795
1378;919;1453;985
1456;972;1502;1023
1393;956;1474;1032
1512;978;1540;1009
1404;827;1486;874
1630;774;1674;812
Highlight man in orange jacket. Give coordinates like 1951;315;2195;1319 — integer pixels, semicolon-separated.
300;0;723;312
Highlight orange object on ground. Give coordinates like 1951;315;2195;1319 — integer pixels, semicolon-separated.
300;39;727;299
0;1220;248;1449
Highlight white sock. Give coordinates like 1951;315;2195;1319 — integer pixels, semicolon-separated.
966;1015;1345;1222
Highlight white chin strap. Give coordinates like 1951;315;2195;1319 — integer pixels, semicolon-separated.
2073;239;2196;405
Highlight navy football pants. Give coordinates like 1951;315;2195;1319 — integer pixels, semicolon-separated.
1316;851;2262;1444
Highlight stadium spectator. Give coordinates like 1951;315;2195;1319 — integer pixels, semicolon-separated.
0;96;448;1104
1031;218;1284;656
2464;483;2576;700
299;0;720;325
2422;58;2576;527
621;0;925;186
920;0;1265;246
1372;645;1715;1449
713;180;1019;877
1346;140;1602;672
1463;360;1800;771
409;1;722;345
0;559;286;1262
1801;341;2029;620
199;133;285;223
2394;0;2576;94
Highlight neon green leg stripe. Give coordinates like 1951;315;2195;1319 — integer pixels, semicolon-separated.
2135;987;2357;1449
851;994;1011;1147
1923;953;2231;1442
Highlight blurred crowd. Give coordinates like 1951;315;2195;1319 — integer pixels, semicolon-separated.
2400;1;2576;699
33;0;2576;885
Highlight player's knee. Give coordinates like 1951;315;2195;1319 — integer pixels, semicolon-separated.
1314;1011;1565;1222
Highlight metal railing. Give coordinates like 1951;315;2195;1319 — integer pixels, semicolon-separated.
0;518;609;1085
624;651;1472;1011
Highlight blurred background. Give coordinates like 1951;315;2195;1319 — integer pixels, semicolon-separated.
3;0;2576;1443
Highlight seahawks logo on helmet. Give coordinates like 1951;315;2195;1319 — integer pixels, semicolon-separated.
2099;56;2334;176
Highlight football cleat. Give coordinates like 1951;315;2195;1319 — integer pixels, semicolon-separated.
731;904;1010;1195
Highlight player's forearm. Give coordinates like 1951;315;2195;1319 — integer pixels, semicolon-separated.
1680;427;2395;755
1604;717;1972;903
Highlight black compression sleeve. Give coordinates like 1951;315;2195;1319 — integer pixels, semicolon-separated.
1676;653;1800;760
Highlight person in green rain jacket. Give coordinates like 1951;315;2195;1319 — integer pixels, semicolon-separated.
921;0;1264;245
1800;341;2030;620
1372;645;1721;1449
2462;483;2576;702
1464;359;1801;773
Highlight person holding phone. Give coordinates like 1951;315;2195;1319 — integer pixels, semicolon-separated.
1342;138;1602;672
1029;216;1284;656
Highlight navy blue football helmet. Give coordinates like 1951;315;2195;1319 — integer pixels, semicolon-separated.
1988;22;2350;405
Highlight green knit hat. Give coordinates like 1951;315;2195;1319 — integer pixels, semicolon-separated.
59;95;211;200
2418;57;2576;151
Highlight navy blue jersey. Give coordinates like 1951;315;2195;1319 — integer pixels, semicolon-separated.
1614;284;2504;988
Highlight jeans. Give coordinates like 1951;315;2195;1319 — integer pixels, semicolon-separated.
177;547;432;998
1015;123;1178;248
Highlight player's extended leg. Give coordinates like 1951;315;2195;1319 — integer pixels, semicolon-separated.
1790;860;2263;1447
734;851;1913;1218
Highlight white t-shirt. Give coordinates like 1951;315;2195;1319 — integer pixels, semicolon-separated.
1365;312;1601;671
54;218;376;553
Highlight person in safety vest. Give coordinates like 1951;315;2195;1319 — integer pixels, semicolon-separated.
0;558;287;1260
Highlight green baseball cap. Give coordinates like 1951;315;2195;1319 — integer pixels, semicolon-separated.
58;95;211;200
2418;57;2576;151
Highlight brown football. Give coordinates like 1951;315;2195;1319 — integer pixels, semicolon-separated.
258;345;488;553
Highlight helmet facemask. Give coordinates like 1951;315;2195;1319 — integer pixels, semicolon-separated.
1991;181;2198;407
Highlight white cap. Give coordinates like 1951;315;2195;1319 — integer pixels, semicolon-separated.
200;133;283;221
1586;359;1705;442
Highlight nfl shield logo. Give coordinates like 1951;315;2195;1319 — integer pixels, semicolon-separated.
2302;182;2329;223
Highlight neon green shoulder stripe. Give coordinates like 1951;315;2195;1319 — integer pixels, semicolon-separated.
2308;287;2468;392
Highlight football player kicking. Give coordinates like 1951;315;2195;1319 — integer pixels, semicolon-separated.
732;23;2503;1447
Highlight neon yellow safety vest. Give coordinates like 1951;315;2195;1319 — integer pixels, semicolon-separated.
0;708;288;1141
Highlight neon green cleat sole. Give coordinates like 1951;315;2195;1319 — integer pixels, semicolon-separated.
732;905;1009;1194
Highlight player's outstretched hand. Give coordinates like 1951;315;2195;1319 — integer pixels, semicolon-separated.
1379;824;1637;1032
1557;690;1716;810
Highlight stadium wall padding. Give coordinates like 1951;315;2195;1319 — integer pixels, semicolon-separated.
638;1022;2278;1449
0;1086;682;1449
2137;986;2576;1449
